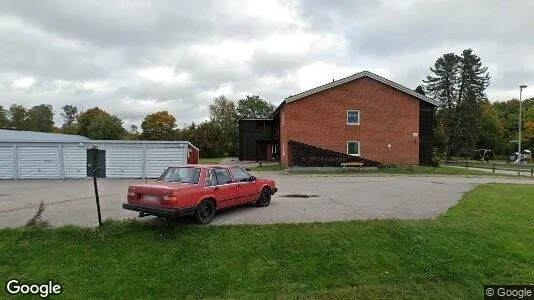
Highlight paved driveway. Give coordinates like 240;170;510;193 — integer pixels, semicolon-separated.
0;173;533;228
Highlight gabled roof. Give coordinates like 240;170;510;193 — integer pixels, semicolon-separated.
272;71;438;117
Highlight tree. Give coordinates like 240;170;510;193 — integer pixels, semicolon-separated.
452;49;491;156
423;53;461;156
524;107;534;140
414;85;425;96
422;49;491;157
8;104;29;130
433;116;448;158
423;53;460;109
61;105;78;128
27;104;54;132
0;105;9;129
209;95;238;156
236;95;275;119
77;107;126;139
181;121;225;157
477;103;505;154
130;124;138;134
140;111;177;140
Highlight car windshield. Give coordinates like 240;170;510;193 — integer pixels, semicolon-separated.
159;167;201;184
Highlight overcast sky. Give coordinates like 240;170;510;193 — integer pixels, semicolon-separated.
0;0;533;128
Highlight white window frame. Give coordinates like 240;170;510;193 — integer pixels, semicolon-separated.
282;142;285;156
347;141;361;156
281;111;285;127
347;110;360;125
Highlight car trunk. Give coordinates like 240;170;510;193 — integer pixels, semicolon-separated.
130;183;191;206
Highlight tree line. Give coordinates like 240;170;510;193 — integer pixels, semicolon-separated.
2;49;533;160
420;48;534;161
0;95;275;158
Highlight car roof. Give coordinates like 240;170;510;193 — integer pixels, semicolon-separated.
167;164;240;169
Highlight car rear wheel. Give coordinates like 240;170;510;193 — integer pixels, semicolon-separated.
256;188;271;207
194;200;216;224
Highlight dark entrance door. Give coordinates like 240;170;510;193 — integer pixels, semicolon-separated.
256;143;267;160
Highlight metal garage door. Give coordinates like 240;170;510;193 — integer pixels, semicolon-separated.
63;147;86;178
145;147;185;178
0;146;14;179
18;146;60;179
106;148;142;178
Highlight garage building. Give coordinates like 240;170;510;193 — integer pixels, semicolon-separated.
0;129;199;179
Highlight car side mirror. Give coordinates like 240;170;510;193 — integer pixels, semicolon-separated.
249;176;256;182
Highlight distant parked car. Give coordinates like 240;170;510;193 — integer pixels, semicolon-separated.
122;165;277;224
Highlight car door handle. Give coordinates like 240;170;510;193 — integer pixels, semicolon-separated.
236;184;241;187
213;187;220;191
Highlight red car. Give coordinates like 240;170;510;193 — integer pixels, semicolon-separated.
122;165;277;224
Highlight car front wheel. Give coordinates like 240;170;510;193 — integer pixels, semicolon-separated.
194;200;216;224
256;187;271;207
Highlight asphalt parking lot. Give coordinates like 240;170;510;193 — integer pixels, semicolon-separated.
1;172;533;228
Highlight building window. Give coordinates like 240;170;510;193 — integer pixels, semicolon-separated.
347;110;360;125
282;142;285;156
347;141;360;156
281;111;285;127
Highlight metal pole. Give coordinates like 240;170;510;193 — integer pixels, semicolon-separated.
93;176;102;227
92;149;102;227
519;87;522;155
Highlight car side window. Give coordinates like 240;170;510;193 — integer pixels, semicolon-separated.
205;169;218;187
231;167;251;182
214;168;233;185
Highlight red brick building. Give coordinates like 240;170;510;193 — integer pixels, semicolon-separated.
239;71;438;166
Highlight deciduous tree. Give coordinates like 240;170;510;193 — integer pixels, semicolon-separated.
0;105;9;129
77;107;126;139
61;105;78;128
236;95;275;119
8;104;29;130
209;95;238;156
140;111;177;140
27;104;54;132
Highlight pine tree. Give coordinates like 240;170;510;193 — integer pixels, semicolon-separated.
423;49;491;157
423;53;461;156
423;53;461;109
453;49;491;156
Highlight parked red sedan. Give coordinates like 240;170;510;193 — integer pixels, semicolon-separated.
122;165;277;224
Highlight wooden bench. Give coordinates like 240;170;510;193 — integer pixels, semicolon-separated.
341;162;364;172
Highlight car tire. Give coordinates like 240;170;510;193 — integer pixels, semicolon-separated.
256;187;271;207
194;200;216;224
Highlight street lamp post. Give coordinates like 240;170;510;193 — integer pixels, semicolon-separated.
519;84;528;156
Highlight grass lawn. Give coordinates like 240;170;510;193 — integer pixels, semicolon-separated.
288;165;507;177
2;184;534;299
249;164;287;171
376;165;500;175
198;157;224;164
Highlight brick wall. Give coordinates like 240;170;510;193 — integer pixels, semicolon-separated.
280;77;420;166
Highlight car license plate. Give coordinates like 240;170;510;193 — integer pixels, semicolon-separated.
143;195;159;202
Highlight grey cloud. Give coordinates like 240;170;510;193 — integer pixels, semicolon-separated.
1;0;533;129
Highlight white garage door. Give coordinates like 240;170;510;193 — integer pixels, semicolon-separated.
106;148;142;178
145;147;185;178
63;147;86;178
18;146;60;179
0;146;14;179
